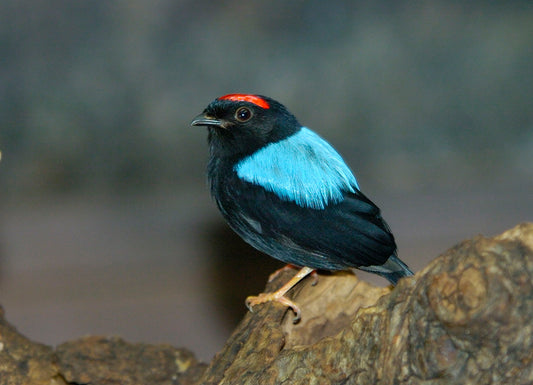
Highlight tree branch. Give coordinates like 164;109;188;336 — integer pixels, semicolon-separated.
1;223;532;384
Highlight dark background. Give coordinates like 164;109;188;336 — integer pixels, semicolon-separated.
1;1;532;361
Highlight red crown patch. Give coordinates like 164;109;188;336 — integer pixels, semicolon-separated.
218;94;270;109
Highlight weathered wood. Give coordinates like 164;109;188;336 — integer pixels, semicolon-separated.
0;306;63;385
1;223;532;385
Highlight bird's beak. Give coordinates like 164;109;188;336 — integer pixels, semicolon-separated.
190;113;224;128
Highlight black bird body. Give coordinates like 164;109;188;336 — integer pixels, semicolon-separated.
210;159;396;272
192;94;413;318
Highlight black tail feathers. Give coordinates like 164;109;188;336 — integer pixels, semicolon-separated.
358;254;414;286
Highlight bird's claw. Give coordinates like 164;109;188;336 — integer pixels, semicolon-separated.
245;295;257;312
310;270;319;286
245;292;302;323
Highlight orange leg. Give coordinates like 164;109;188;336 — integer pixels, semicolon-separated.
268;264;319;285
246;266;315;323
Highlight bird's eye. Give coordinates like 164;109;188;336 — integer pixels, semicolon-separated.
235;107;253;122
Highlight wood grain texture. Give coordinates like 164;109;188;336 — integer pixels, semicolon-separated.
1;223;532;385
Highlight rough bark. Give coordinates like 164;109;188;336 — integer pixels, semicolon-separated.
1;223;532;385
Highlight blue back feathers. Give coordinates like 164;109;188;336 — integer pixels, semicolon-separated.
235;127;359;210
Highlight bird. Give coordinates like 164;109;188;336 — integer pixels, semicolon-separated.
191;94;413;321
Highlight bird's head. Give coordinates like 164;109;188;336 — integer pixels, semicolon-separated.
191;94;301;159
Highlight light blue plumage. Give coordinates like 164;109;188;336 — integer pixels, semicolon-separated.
235;127;359;209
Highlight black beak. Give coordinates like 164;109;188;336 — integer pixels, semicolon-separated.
190;113;224;128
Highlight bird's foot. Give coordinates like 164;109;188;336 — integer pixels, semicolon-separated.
246;266;315;323
246;292;302;323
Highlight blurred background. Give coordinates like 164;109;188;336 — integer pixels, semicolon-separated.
0;1;532;361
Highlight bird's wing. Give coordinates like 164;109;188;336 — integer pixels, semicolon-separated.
230;180;396;270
